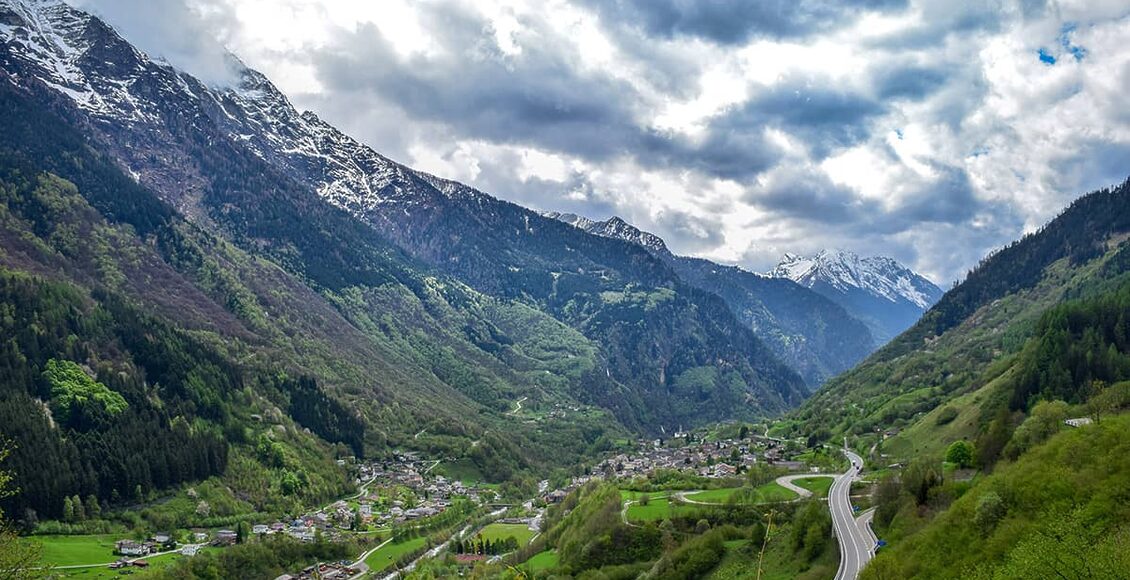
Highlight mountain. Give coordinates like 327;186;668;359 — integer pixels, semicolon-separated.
0;0;805;497
793;181;1130;442
546;212;876;386
776;181;1130;578
767;249;943;344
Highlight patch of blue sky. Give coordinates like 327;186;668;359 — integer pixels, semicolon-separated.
1038;48;1056;65
1058;23;1087;61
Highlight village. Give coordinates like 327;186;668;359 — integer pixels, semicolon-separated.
594;428;813;481
94;428;819;578
96;451;503;575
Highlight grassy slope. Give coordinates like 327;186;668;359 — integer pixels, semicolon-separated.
0;80;629;493
708;522;839;580
791;177;1130;445
524;549;558;572
792;477;833;498
794;241;1128;453
686;483;798;504
863;414;1130;579
476;523;537;547
364;537;428;573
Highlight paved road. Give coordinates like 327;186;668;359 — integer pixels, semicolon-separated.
856;508;878;552
830;449;872;580
506;396;527;415
775;474;833;498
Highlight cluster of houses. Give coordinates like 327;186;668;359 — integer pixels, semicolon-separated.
594;437;760;480
348;453;492;526
587;431;816;482
274;561;361;580
113;532;178;557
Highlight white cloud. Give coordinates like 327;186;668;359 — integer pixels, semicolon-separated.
77;0;1130;283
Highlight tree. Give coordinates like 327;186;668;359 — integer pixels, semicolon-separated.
872;475;902;528
638;494;650;507
71;494;84;522
750;521;767;546
945;440;975;468
902;459;941;506
236;521;250;544
974;491;1006;536
62;496;74;523
976;407;1013;469
739;425;750;440
695;519;711;534
0;441;44;579
84;495;101;520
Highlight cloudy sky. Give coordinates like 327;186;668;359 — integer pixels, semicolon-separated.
74;0;1130;284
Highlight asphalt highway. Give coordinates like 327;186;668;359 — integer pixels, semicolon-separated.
829;448;872;580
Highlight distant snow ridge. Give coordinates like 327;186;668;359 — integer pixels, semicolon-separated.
768;249;941;309
544;213;671;257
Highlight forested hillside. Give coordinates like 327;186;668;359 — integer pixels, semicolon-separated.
777;180;1130;578
0;0;807;435
0;76;631;522
789;179;1130;442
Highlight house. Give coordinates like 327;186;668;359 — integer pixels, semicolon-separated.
1065;417;1093;428
193;531;209;542
215;530;238;545
181;545;200;557
270;522;287;533
253;524;269;535
713;463;736;477
546;490;567;503
116;540;148;557
152;533;172;544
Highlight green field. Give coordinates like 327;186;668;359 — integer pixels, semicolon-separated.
33;534;120;567
626;496;702;522
363;537;428;574
475;523;536;547
618;489;669;502
44;551;194;580
684;482;797;505
793;476;834;498
525;550;559;572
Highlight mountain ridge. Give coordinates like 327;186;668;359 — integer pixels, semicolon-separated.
545;211;878;385
766;248;943;343
0;0;806;433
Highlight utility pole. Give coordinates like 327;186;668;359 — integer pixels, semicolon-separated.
756;511;774;580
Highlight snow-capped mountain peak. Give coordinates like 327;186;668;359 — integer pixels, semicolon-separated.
544;212;671;257
768;249;942;310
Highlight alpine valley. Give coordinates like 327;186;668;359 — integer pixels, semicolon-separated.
0;1;1126;580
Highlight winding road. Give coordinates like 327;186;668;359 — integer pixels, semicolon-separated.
506;396;527;416
830;448;873;580
774;473;831;498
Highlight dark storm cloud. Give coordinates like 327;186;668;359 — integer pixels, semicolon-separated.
652;210;728;253
719;80;884;157
750;168;875;225
71;0;239;85
747;162;995;240
863;1;1023;51
875;65;949;100
581;0;907;45
308;3;783;181
892;165;982;224
1049;140;1130;199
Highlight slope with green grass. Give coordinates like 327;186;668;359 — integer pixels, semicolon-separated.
863;413;1130;579
792;180;1130;447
